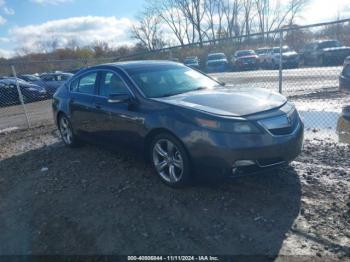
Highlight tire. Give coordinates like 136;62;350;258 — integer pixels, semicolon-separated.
150;133;191;187
317;56;324;66
58;114;80;148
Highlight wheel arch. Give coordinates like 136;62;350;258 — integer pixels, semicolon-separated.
144;128;192;163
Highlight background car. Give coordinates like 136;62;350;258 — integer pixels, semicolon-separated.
40;72;73;97
231;50;259;71
53;61;303;187
266;46;299;69
183;56;200;70
301;40;350;66
340;56;350;93
0;78;48;107
256;47;273;69
206;53;228;73
18;74;48;89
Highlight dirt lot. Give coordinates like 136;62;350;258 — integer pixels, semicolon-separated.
0;125;349;260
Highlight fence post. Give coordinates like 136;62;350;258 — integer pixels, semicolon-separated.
11;65;31;129
279;30;283;94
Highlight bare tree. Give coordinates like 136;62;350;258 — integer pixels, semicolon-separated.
132;11;165;51
176;0;206;47
222;0;241;38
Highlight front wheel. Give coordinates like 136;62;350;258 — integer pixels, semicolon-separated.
150;133;191;187
58;114;80;147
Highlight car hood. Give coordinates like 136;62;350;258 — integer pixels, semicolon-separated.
153;87;287;117
324;46;350;52
282;51;298;57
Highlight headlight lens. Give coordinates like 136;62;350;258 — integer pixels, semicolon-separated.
233;122;258;133
195;118;260;134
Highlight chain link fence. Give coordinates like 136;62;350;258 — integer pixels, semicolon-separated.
0;19;349;142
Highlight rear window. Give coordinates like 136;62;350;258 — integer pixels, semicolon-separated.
208;54;226;60
318;41;340;49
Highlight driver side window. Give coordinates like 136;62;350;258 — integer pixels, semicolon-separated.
99;72;129;97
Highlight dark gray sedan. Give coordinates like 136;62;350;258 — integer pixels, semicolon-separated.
40;72;73;97
52;61;304;187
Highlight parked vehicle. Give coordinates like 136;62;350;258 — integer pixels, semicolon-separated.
231;50;259;71
18;74;48;89
301;40;350;66
206;53;228;72
256;47;273;69
53;61;304;187
337;106;350;144
183;57;200;70
266;46;299;69
40;72;73;96
0;78;48;107
340;56;350;93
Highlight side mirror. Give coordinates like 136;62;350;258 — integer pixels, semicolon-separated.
108;94;131;104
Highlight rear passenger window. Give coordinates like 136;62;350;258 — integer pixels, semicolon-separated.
70;72;97;95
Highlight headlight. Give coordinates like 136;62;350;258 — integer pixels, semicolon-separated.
232;122;258;133
195;118;261;134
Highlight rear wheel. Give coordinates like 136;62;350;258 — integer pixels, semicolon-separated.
58;114;80;147
150;133;191;187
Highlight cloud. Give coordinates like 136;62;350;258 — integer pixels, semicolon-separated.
301;0;350;24
0;48;14;58
0;15;6;25
9;16;135;53
3;7;14;15
30;0;73;5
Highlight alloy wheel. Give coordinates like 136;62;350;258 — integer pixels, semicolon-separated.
152;139;184;184
59;116;73;145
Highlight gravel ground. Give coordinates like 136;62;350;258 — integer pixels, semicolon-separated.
0;125;349;260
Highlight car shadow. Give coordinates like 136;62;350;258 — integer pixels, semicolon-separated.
0;142;301;256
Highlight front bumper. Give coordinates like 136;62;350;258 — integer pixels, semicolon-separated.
236;61;258;70
206;64;228;73
188;120;304;177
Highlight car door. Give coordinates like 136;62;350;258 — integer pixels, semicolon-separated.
90;70;143;147
69;71;98;137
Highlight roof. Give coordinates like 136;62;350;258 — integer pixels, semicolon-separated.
96;60;184;70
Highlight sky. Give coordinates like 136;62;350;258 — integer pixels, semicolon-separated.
0;0;349;58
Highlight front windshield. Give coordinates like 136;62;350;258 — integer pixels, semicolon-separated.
236;50;255;57
127;65;220;98
184;59;197;64
25;75;40;81
256;49;269;54
319;41;340;49
208;54;226;60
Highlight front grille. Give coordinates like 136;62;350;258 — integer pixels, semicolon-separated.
260;109;299;136
269;126;296;135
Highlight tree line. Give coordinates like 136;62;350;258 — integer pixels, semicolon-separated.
132;0;311;50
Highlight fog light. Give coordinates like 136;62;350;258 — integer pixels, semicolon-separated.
235;160;256;167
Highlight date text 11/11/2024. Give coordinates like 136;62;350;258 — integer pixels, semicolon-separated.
127;256;220;261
